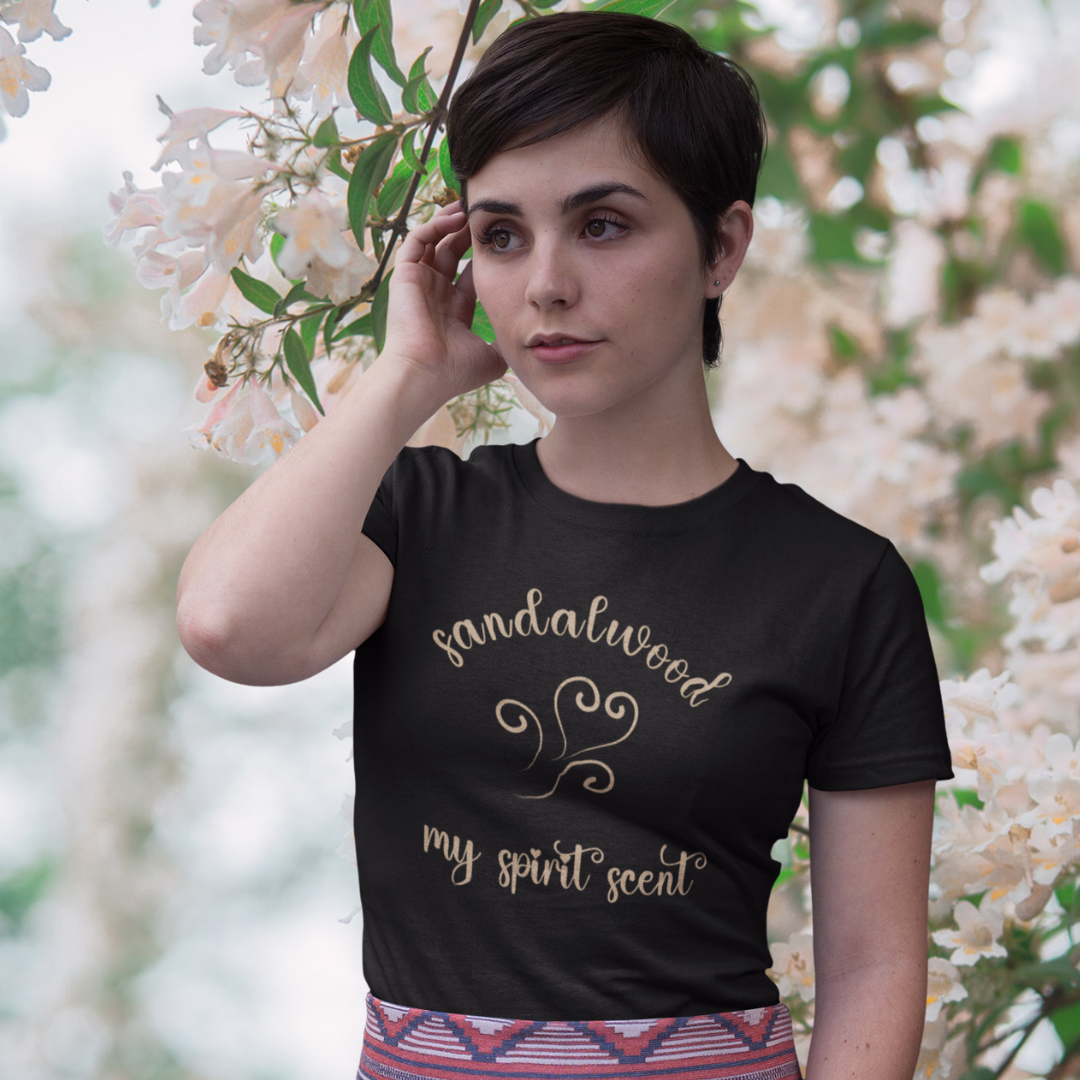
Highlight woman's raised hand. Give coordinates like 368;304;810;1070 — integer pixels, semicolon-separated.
381;201;507;400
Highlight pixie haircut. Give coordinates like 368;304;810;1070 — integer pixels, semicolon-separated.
447;12;766;366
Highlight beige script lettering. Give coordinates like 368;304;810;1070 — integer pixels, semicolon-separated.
423;824;481;885
432;590;732;707
497;840;604;894
605;845;708;904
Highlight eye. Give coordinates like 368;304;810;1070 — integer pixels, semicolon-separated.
476;225;521;252
583;215;627;240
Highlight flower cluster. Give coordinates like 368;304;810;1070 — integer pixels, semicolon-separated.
912;278;1080;453
714;337;961;555
103;0;534;460
0;0;68;139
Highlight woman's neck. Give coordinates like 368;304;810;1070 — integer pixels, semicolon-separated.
534;378;738;507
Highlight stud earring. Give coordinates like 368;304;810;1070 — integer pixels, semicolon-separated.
714;279;721;286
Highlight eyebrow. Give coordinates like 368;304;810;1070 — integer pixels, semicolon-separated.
466;182;648;219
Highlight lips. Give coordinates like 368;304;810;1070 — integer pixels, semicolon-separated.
526;333;602;364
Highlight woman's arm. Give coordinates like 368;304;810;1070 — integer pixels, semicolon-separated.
804;779;936;1080
176;205;505;686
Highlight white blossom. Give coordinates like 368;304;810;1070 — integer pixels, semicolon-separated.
884;220;946;327
158;140;278;273
273;190;352;277
188;379;300;464
0;24;49;119
925;958;967;1023
103;172;167;250
931;894;1008;966
194;0;326;101
1022;733;1080;834
290;10;356;119
0;0;70;43
768;930;815;1002
152;106;246;170
914;320;1050;453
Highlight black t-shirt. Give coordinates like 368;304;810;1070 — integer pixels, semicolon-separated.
354;441;952;1020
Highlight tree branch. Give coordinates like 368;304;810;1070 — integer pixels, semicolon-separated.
366;0;485;296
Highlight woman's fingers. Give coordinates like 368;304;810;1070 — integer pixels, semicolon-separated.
456;259;478;307
433;217;474;281
398;205;467;268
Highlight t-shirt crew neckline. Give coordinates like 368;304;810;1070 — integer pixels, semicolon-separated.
511;438;760;532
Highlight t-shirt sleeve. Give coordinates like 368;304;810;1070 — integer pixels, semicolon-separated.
361;462;399;566
805;541;954;790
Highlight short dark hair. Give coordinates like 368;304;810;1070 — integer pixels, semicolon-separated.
447;11;766;365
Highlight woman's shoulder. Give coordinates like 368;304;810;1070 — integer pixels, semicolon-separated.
742;464;902;578
378;440;521;503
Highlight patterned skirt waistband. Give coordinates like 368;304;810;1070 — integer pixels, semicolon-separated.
359;993;802;1080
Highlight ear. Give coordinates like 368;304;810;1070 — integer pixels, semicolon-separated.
704;201;754;298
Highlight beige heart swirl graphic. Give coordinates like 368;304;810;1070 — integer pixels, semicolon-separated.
495;676;639;800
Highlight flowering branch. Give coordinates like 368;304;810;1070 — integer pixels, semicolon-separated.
365;0;484;297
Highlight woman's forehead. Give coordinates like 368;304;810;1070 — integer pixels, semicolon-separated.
464;117;668;209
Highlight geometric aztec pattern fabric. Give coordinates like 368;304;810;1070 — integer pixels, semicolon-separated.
359;993;802;1080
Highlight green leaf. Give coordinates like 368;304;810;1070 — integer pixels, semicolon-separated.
1050;1000;1080;1044
401;48;434;115
281;281;318;309
988;135;1023;175
417;76;435;113
348;132;397;248
592;0;677;15
771;866;796;889
313;113;340;148
276;281;319;313
402;47;435;114
827;324;858;361
1015;957;1080;989
870;20;937;48
407;48;430;84
471;301;496;344
334;312;373;341
836;134;879;186
323;306;342;359
808;213;862;265
372;270;392;354
438;138;459;198
300;309;325;357
944;788;984;811
270;232;286;271
0;859;54;931
326;149;351;182
473;0;503;43
283;329;324;415
348;27;393;125
230;268;281;314
376;159;414;219
355;0;407;86
756;146;802;202
910;93;955;119
912;559;946;625
401;127;429;176
1055;878;1077;914
1019;199;1067;276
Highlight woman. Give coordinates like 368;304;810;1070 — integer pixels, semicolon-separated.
177;12;953;1080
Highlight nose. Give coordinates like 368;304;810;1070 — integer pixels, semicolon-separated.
524;236;579;310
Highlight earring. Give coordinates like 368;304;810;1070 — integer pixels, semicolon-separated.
714;279;721;286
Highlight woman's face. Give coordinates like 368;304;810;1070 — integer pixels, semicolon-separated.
465;116;725;424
